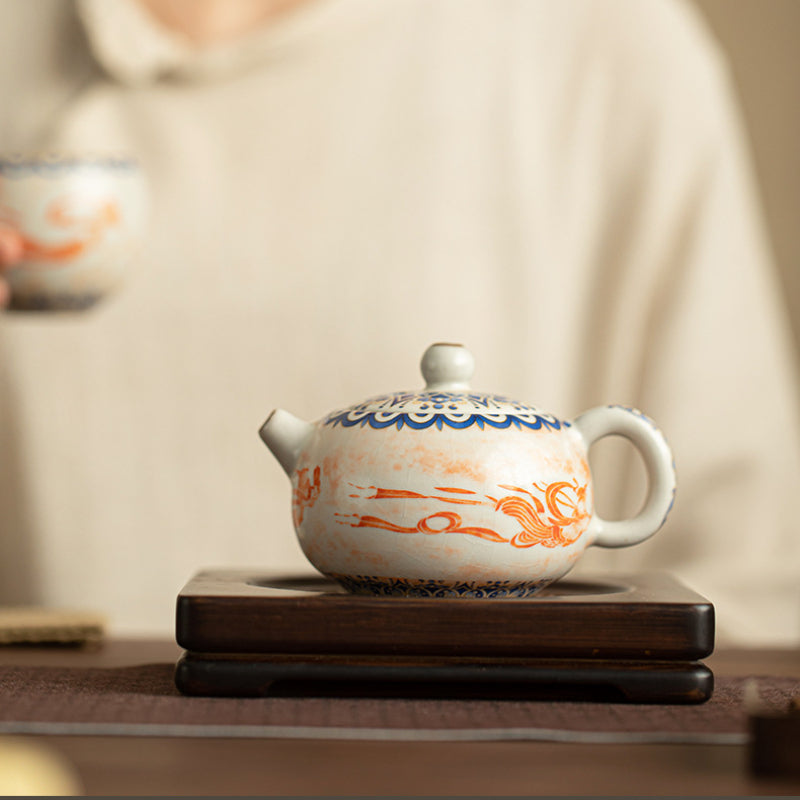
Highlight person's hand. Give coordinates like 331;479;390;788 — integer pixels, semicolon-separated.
0;226;23;308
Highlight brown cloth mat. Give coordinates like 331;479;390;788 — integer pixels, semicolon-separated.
0;664;797;743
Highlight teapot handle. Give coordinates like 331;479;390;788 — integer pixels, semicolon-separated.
572;405;676;548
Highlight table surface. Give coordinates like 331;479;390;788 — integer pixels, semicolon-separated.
1;640;799;797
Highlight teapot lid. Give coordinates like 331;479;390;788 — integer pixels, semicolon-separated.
324;343;567;432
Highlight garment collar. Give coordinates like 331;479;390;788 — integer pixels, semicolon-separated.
76;0;342;85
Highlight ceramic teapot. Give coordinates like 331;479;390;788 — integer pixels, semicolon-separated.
259;343;676;597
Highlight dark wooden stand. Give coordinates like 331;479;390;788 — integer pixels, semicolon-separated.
174;570;714;703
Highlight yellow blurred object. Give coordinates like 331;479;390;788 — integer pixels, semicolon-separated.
0;737;83;796
0;607;106;645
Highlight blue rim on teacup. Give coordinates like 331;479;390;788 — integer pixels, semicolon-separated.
0;153;141;178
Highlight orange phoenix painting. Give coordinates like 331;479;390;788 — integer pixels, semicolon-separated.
334;478;590;548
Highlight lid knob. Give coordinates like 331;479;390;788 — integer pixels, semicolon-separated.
420;343;474;391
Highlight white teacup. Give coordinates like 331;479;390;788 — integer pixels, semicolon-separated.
0;154;147;311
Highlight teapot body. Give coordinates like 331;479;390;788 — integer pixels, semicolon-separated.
291;395;593;597
261;343;676;598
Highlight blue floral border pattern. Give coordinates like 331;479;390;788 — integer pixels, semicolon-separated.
327;572;552;598
324;391;567;432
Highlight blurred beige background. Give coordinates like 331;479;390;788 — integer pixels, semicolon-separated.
692;0;800;368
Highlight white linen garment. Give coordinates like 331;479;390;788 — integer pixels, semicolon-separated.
1;0;798;642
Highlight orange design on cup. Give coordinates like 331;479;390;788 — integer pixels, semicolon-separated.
17;196;121;266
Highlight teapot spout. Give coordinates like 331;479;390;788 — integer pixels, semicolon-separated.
259;409;314;477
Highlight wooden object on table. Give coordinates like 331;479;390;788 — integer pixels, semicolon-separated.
175;651;713;703
749;710;800;777
748;683;800;778
174;570;714;703
176;569;713;658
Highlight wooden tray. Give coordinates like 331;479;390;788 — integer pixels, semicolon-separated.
174;651;713;703
175;570;714;660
